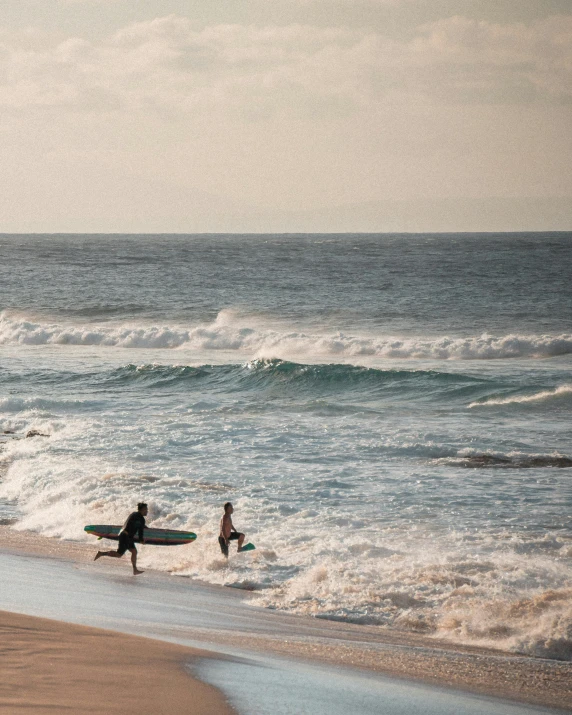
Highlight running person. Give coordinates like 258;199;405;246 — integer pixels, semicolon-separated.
94;502;148;575
218;502;245;557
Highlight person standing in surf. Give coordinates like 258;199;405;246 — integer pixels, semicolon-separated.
94;502;148;575
218;502;246;557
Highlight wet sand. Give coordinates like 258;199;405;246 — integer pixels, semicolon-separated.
1;526;570;713
0;609;233;715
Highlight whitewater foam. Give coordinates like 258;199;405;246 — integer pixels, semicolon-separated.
1;312;571;360
469;385;572;407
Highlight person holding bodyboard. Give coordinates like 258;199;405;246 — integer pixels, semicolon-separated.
94;502;148;575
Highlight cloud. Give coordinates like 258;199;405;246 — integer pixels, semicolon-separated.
411;15;572;102
0;14;571;116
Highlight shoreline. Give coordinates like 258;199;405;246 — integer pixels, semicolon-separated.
1;526;571;712
0;609;234;715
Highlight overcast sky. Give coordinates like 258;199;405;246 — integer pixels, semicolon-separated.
1;0;571;232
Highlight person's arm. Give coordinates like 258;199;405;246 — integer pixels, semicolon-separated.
138;516;145;543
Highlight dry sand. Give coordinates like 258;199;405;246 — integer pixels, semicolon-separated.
0;609;234;715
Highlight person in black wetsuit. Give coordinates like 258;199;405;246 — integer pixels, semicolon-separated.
94;503;148;575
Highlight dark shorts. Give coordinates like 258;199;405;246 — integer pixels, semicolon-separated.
117;532;136;556
218;532;243;557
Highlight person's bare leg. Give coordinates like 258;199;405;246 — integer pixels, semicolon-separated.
130;548;144;575
237;533;245;552
94;550;122;561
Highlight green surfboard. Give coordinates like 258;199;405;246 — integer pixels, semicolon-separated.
84;524;196;546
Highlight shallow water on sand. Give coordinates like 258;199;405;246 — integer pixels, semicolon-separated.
197;657;561;715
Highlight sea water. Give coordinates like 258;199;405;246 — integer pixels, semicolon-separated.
0;233;571;660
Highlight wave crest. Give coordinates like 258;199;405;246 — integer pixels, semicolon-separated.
100;360;486;399
1;312;571;360
469;385;572;407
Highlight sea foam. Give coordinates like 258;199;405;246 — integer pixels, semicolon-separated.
469;385;572;407
1;312;571;360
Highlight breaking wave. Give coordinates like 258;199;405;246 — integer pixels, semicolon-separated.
57;359;490;404
469;385;572;407
1;312;571;360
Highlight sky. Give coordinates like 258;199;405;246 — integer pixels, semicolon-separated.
1;0;571;232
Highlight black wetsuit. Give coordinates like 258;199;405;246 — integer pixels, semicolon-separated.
117;511;146;555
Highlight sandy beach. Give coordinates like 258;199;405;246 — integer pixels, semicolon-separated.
0;609;233;715
0;526;570;714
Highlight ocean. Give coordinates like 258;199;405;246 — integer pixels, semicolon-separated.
0;232;571;660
